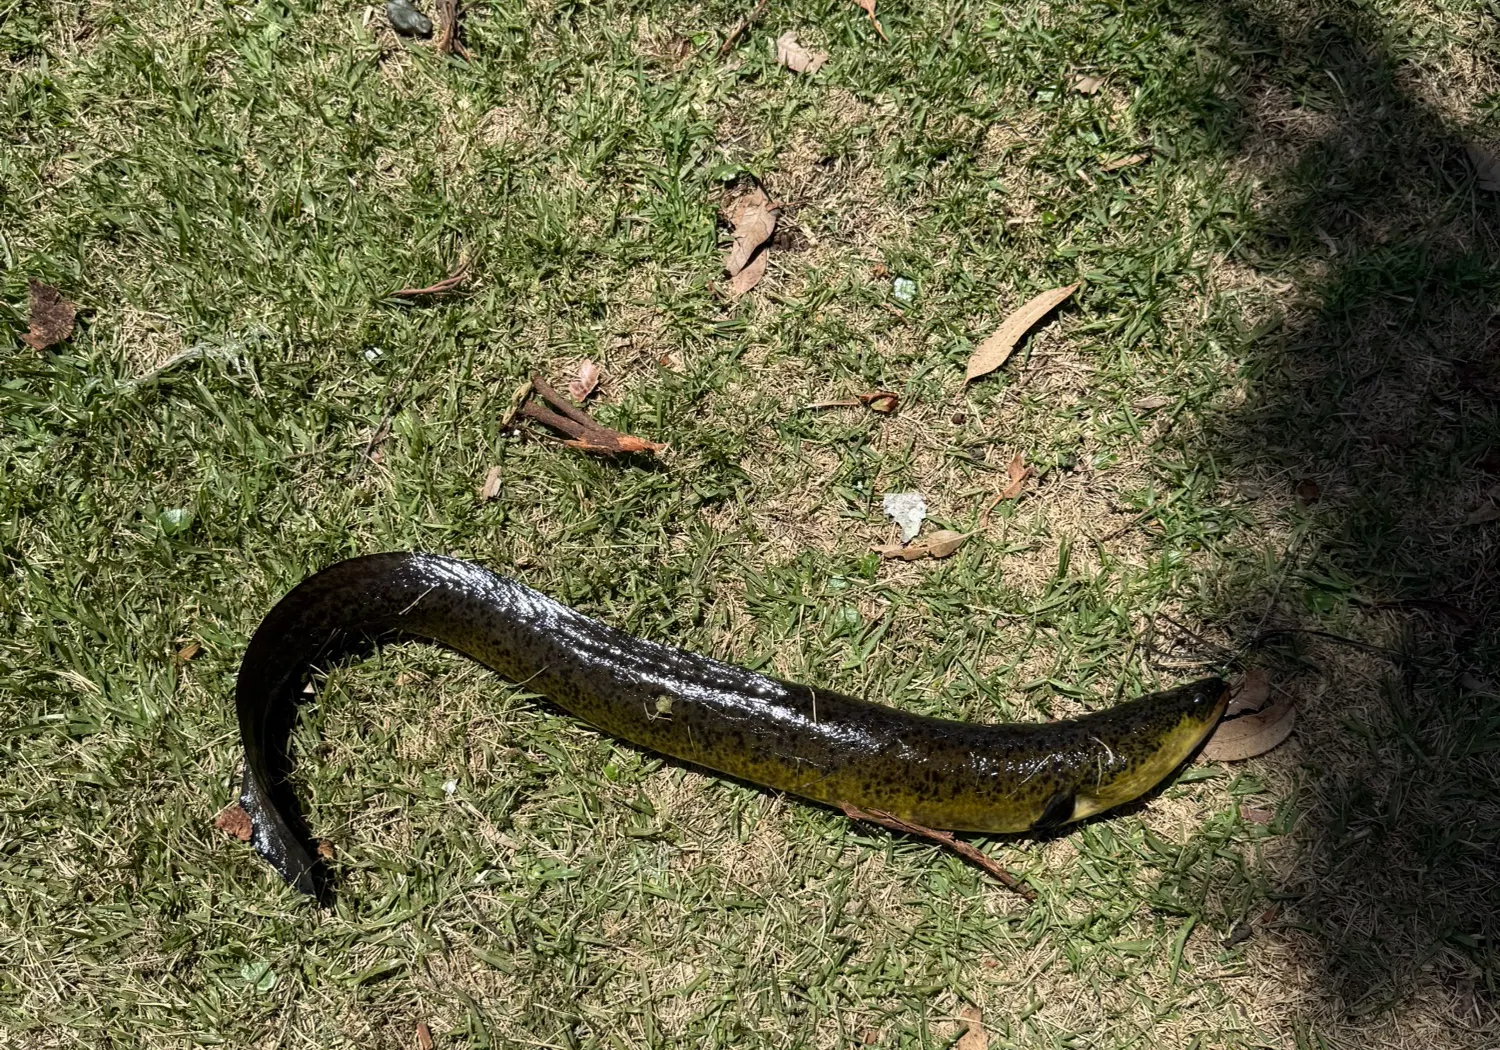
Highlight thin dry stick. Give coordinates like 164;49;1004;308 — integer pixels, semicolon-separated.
717;0;770;57
390;259;469;299
840;802;1036;900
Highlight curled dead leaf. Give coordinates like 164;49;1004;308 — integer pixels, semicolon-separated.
858;390;899;413
1238;804;1274;825
729;249;769;297
568;360;601;401
214;803;253;842
724;188;779;278
416;1022;434;1050
956;1004;986;1050
176;641;201;662
965;284;1078;383
1074;74;1104;95
872;529;970;561
1225;668;1270;716
478;465;502;500
1201;683;1295;762
774;31;828;74
20;279;77;350
1133;394;1173;412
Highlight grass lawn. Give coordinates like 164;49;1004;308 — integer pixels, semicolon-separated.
3;0;1498;1045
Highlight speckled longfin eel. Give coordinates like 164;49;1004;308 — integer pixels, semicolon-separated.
236;553;1228;895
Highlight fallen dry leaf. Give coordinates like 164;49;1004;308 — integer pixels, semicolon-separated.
724;188;779;278
1295;478;1321;505
1462;503;1500;525
568;360;601;401
998;452;1028;499
1239;803;1274;825
774;31;827;74
176;642;201;662
1225;668;1270;716
848;0;887;39
215;803;253;842
1458;671;1495;693
1133;394;1173;411
1100;151;1150;172
20;279;77;350
1467;142;1500;192
965;284;1078;383
478;465;502;500
1074;74;1104;95
416;1021;434;1050
1201;687;1296;762
872;529;970;561
956;1004;986;1050
729;248;769;296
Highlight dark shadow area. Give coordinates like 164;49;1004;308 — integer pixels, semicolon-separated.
1142;0;1498;1037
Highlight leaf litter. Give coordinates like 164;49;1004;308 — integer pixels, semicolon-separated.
774;32;827;74
723;187;779;296
871;530;970;561
806;390;899;413
20;279;77;350
1200;669;1296;762
955;1004;987;1050
965;284;1078;383
568;360;601;402
979;453;1029;524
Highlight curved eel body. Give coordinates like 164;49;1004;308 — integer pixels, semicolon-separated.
236;553;1228;895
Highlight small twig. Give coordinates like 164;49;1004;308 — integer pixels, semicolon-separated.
840;802;1035;900
518;375;666;455
717;0;770;58
389;258;470;299
434;0;470;58
530;375;601;431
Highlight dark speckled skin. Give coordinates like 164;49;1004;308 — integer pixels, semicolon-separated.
238;553;1228;895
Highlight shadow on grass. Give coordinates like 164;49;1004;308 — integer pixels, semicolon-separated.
1146;0;1498;1034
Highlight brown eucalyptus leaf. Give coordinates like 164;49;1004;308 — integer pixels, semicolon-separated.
774;31;828;74
729;249;769;296
858;390;899;413
956;1004;986;1050
998;453;1028;500
965;284;1078;382
20;279;76;350
872;530;970;561
1100;151;1150;172
1133;394;1172;411
568;360;601;401
1225;668;1270;716
478;466;502;500
724;189;778;277
1201;691;1296;762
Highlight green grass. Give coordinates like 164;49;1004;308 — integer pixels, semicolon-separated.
3;0;1498;1045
